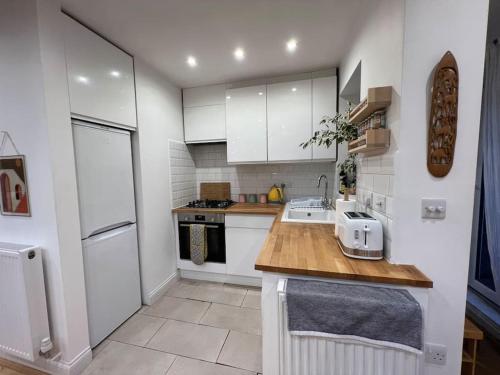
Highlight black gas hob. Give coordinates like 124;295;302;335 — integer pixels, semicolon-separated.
185;199;235;209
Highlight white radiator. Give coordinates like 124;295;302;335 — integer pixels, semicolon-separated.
0;243;52;361
277;280;421;375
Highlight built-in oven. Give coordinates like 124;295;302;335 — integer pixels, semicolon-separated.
178;212;226;263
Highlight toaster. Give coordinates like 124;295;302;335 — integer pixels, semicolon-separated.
337;211;383;260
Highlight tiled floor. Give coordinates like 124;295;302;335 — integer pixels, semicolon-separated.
83;278;263;375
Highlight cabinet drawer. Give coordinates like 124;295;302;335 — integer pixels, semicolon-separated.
225;214;275;229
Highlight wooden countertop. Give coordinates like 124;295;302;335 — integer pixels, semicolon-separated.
226;203;283;215
172;203;432;288
255;209;433;288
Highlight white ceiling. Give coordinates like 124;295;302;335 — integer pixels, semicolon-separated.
61;0;370;88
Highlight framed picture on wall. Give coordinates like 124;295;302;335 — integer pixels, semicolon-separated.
0;155;31;216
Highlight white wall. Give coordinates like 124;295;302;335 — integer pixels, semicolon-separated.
0;0;90;372
339;0;403;259
133;59;184;305
393;1;489;374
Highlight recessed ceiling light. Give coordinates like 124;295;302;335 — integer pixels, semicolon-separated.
76;75;89;84
110;70;121;78
291;87;297;92
286;38;298;53
258;92;263;96
226;95;231;100
234;47;245;61
186;56;197;67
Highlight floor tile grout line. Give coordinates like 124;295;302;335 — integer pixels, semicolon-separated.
159;294;246;308
199;300;213;322
215;329;231;364
162;354;178;375
111;312;261;336
143;316;170;348
164;352;259;374
240;289;249;307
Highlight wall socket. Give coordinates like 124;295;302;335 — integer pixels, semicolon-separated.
425;343;447;365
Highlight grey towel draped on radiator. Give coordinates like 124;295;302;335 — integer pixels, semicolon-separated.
286;279;423;351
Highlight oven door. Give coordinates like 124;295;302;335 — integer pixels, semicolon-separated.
178;222;226;263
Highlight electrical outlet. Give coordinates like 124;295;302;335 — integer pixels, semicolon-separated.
425;343;447;365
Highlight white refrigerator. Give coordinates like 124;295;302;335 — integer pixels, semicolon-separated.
73;121;141;348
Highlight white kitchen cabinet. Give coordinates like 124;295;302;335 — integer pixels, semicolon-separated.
226;85;267;163
184;105;226;143
183;84;226;107
64;16;137;129
226;215;275;278
267;79;312;162
312;76;338;160
183;84;226;143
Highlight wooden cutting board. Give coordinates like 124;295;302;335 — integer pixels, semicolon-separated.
200;182;231;200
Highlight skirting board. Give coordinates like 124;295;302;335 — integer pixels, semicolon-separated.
180;270;262;288
0;346;92;375
143;271;180;306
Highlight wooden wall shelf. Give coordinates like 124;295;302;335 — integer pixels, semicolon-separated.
348;86;392;124
348;128;390;154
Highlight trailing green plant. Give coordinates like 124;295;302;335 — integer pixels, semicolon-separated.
299;106;358;149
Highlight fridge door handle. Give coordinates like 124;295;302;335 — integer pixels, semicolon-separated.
88;221;135;238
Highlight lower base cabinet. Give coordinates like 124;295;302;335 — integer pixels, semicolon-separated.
225;215;275;278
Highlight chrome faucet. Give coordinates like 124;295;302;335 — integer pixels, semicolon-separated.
317;174;329;208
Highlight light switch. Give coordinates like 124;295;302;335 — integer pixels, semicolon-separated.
421;198;446;219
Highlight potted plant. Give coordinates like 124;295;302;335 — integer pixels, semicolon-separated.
300;107;358;198
338;154;357;196
300;107;358;150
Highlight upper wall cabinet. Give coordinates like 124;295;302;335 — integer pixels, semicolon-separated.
267;79;312;162
64;16;137;129
312;76;337;160
183;84;226;143
226;85;267;163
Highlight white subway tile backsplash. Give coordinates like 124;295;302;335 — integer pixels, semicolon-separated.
190;143;335;201
168;140;197;208
379;154;395;175
373;174;390;195
366;156;381;174
386;197;394;218
388;175;394;197
362;173;374;191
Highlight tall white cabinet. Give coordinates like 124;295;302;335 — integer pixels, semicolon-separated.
267;80;312;162
226;85;267;163
312;76;338;160
64;16;137;129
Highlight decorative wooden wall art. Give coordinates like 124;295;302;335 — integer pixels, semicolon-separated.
427;51;459;177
